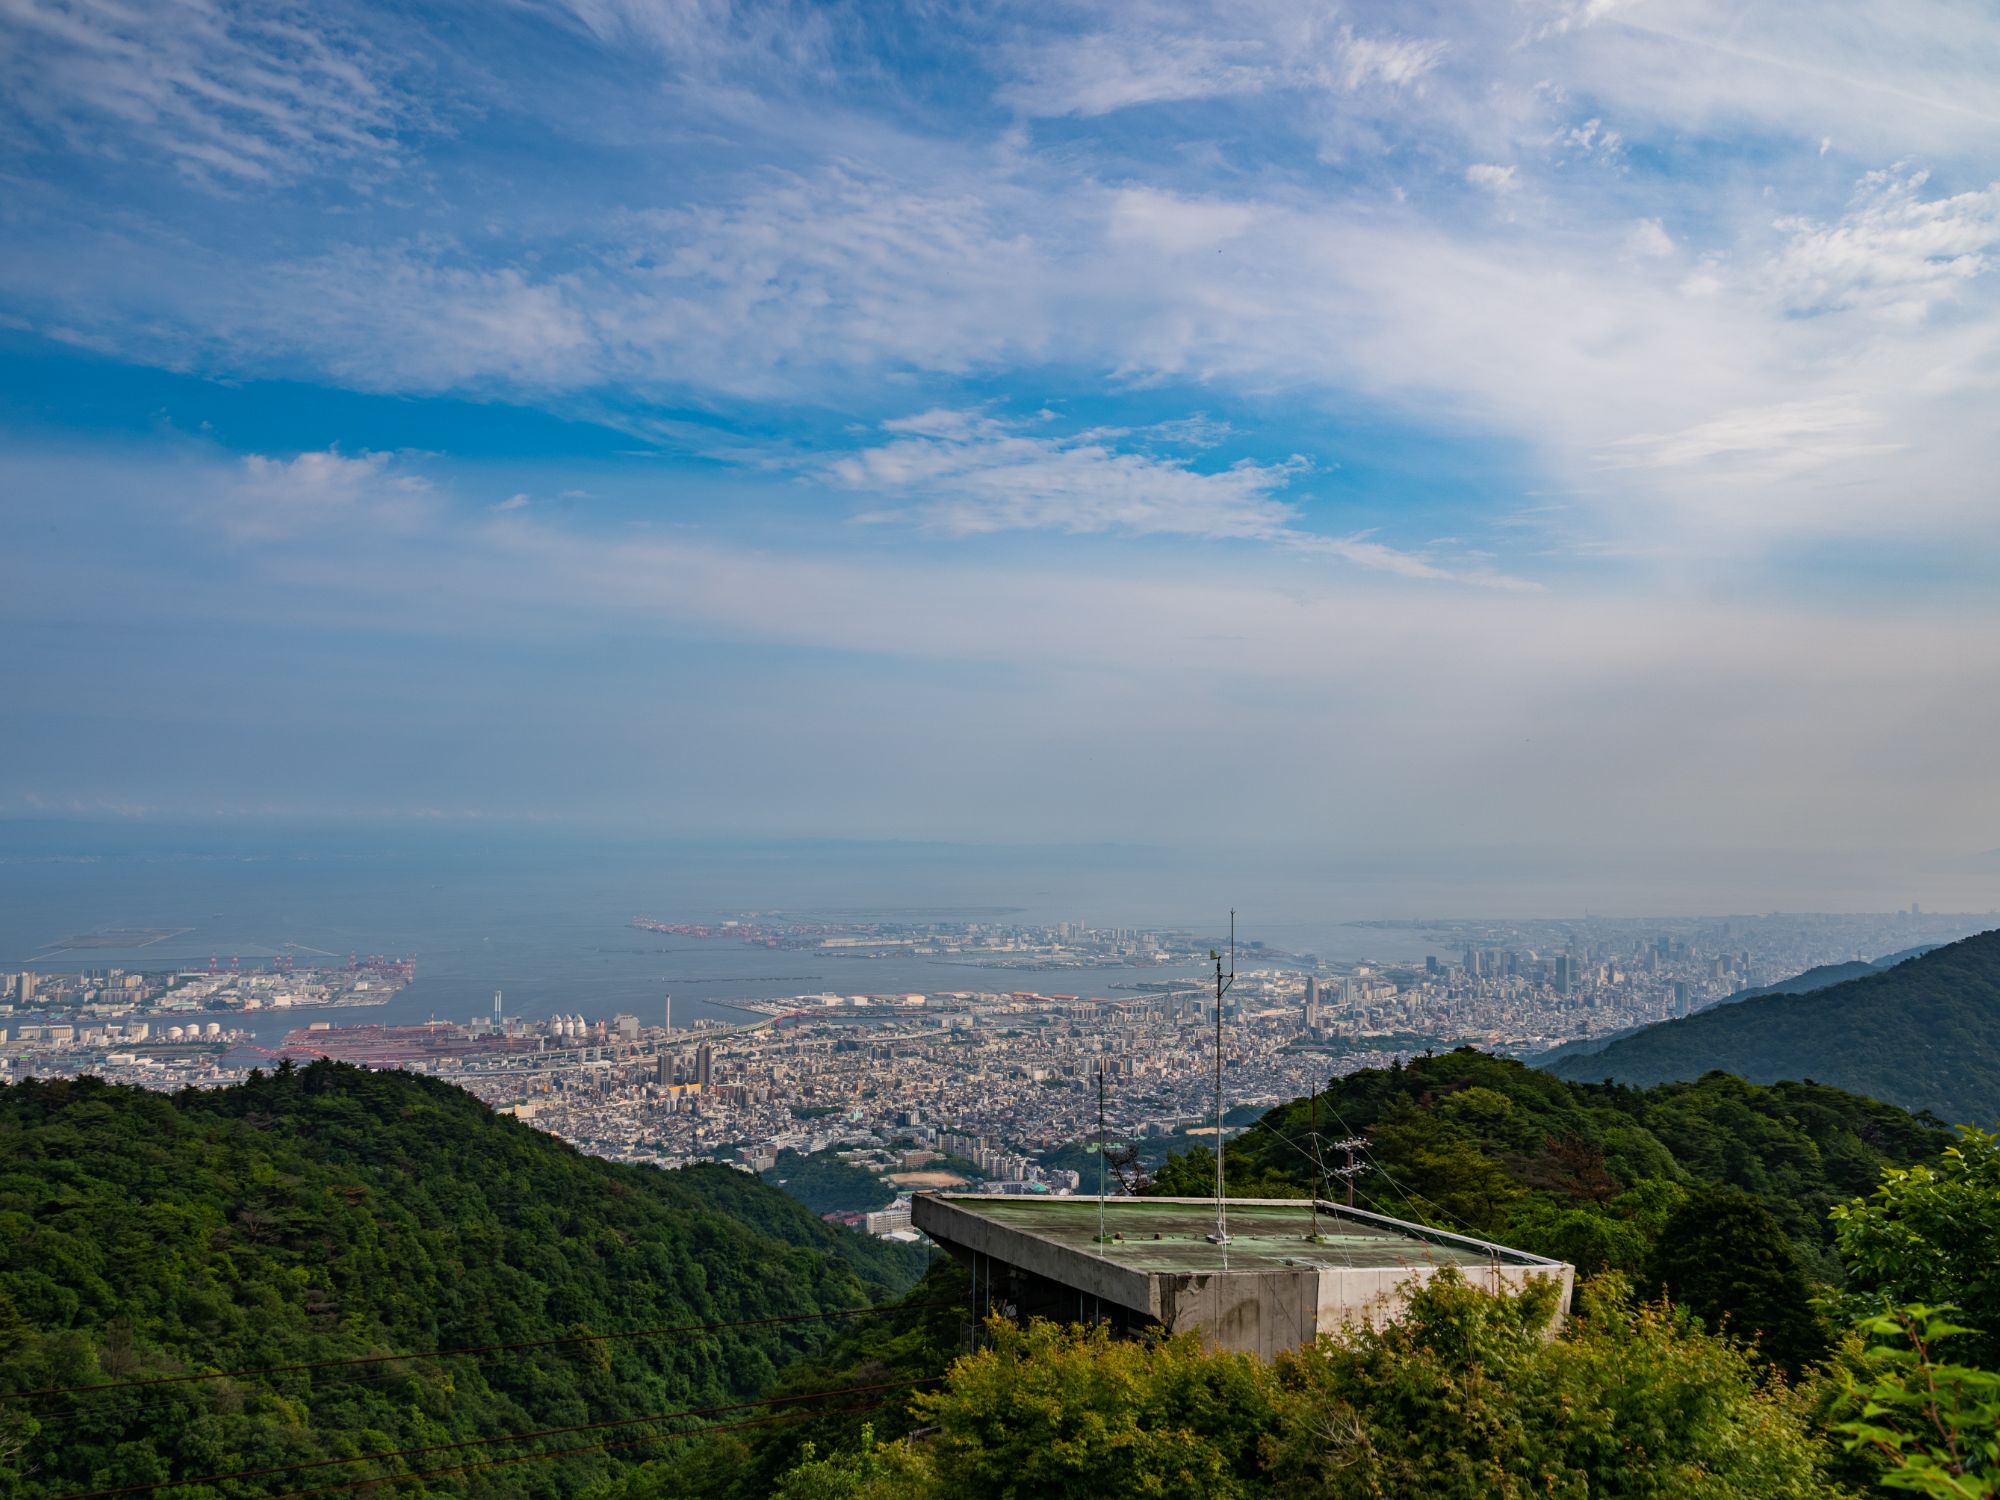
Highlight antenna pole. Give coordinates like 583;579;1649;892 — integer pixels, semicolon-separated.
1097;1061;1108;1245
1309;1078;1322;1242
1208;910;1236;1251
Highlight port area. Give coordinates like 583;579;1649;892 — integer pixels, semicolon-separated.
275;1022;546;1067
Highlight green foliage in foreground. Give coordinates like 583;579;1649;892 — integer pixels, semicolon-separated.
1837;1305;2000;1499
1833;1128;2000;1365
769;1273;1846;1499
764;1147;897;1216
1154;1048;1949;1286
0;1064;923;1499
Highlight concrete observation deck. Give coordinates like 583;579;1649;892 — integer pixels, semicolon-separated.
913;1193;1574;1361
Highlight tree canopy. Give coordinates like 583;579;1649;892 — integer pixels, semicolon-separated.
0;1063;922;1498
763;1275;1844;1499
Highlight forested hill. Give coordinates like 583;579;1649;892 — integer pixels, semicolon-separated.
1542;927;2000;1124
1711;941;1935;1007
1153;1048;1947;1282
0;1062;924;1497
1531;946;1937;1070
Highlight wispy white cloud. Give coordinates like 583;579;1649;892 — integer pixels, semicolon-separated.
1533;0;2000;157
1106;187;1256;254
532;0;846;79
1625;218;1675;259
1548;116;1623;163
210;448;433;541
1771;166;2000;322
825;409;1533;587
13;141;1993;566
1334;26;1448;91
1464;163;1519;194
0;0;411;185
829;408;1305;542
1602;400;1903;477
997;2;1444;118
4;0;2000;577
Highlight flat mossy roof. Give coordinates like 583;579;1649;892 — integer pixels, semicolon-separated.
928;1195;1554;1275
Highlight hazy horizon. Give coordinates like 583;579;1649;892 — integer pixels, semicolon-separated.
5;818;1999;924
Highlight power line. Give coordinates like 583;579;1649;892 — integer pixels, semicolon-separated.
49;1378;933;1500
1307;1094;1498;1243
11;1301;954;1406
1254;1100;1482;1246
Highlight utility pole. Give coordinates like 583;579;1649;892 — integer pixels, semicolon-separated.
1207;911;1236;1253
1332;1136;1370;1208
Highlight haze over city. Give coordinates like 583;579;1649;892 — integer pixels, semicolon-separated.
4;0;2000;912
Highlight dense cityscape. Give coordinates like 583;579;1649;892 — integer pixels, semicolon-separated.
5;907;1985;1239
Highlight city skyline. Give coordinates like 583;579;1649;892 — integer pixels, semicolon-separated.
4;1;1999;909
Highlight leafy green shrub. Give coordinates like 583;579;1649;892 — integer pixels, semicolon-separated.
1836;1305;2000;1499
1833;1129;2000;1363
770;1273;1845;1499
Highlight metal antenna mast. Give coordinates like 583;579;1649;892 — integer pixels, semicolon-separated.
1308;1079;1323;1242
1207;911;1236;1251
1097;1059;1110;1246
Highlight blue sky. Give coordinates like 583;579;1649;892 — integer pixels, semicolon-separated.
3;0;1999;902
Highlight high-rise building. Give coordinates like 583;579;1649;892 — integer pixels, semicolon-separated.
695;1042;714;1089
663;992;673;1033
1553;955;1574;995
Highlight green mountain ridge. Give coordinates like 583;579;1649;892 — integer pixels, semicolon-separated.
1;1034;1986;1497
1541;927;2000;1124
1530;946;1938;1069
0;1061;924;1497
1151;1047;1947;1282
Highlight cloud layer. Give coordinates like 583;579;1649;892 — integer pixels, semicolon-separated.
3;0;1999;901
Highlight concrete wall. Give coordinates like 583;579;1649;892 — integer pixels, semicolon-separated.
1157;1269;1324;1363
1308;1262;1575;1339
1156;1263;1573;1361
914;1193;1576;1363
